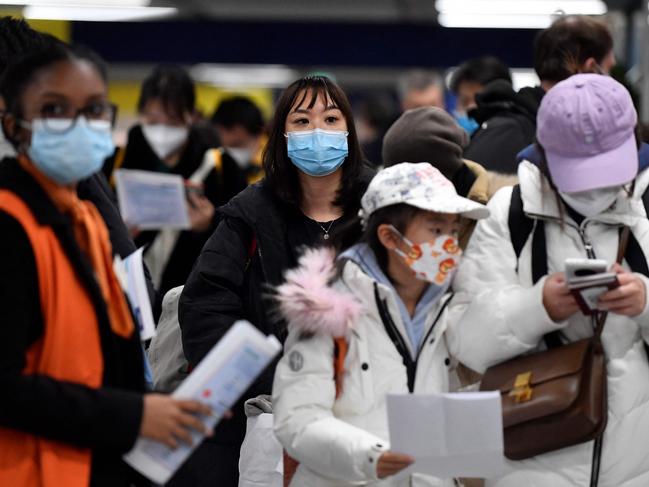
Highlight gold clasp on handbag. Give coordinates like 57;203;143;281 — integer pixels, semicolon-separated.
509;371;533;403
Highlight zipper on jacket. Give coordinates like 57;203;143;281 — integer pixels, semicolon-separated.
418;294;454;354
524;212;613;341
373;283;452;393
576;222;597;259
374;283;414;390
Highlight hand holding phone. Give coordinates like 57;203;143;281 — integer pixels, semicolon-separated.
542;272;580;322
598;263;647;317
564;258;619;315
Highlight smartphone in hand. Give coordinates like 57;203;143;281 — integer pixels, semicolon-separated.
564;258;619;314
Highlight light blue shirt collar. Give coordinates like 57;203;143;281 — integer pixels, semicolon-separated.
340;243;443;356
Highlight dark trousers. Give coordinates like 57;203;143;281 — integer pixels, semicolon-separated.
166;442;240;487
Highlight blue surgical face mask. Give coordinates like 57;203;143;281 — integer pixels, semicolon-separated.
26;117;115;185
285;129;348;177
454;114;479;136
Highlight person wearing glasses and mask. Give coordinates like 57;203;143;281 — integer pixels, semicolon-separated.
0;19;155;307
0;43;212;487
175;76;374;486
107;65;228;297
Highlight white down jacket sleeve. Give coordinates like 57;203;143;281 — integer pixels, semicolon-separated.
273;328;386;482
446;187;565;373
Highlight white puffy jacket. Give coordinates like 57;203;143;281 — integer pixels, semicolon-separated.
273;256;456;487
447;160;649;487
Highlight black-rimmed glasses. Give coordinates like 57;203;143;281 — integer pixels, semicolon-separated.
21;101;118;134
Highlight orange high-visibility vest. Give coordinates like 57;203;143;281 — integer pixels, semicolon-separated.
0;189;104;487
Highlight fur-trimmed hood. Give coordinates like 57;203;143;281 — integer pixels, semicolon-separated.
275;247;362;338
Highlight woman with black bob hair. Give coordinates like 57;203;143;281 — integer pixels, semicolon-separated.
263;76;366;218
0;42;211;487
177;75;373;486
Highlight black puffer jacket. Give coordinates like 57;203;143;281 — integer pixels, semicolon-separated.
464;80;545;174
177;169;373;486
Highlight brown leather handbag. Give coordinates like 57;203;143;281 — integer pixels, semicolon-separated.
480;227;630;462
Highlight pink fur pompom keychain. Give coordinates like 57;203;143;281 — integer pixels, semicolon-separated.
275;247;362;338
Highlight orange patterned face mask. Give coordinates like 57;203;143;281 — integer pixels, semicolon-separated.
390;226;462;285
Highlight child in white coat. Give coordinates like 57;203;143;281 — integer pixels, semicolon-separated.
272;162;489;486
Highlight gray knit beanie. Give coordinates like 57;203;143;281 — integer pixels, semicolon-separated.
382;107;469;179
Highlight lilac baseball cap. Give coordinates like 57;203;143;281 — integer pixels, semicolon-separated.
536;73;638;193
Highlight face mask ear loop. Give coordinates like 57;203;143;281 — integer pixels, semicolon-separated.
2;113;27;154
388;224;417;259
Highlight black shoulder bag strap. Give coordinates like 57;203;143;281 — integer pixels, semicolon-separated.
589;226;630;487
510;185;638;486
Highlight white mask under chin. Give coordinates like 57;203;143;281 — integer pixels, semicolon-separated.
141;124;189;160
559;186;621;217
225;147;254;169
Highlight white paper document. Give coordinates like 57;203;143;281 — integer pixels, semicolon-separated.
115;169;190;230
387;392;505;479
113;248;156;341
124;321;282;485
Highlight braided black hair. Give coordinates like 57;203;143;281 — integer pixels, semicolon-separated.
1;42;107;119
0;17;49;76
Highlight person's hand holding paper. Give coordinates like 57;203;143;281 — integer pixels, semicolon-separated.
124;321;281;485
376;451;414;479
186;191;216;232
139;394;214;449
387;392;505;480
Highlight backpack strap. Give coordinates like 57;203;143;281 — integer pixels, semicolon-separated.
531;220;548;284
508;185;532;265
623;188;649;277
508;184;548;282
530;221;563;348
508;185;561;348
